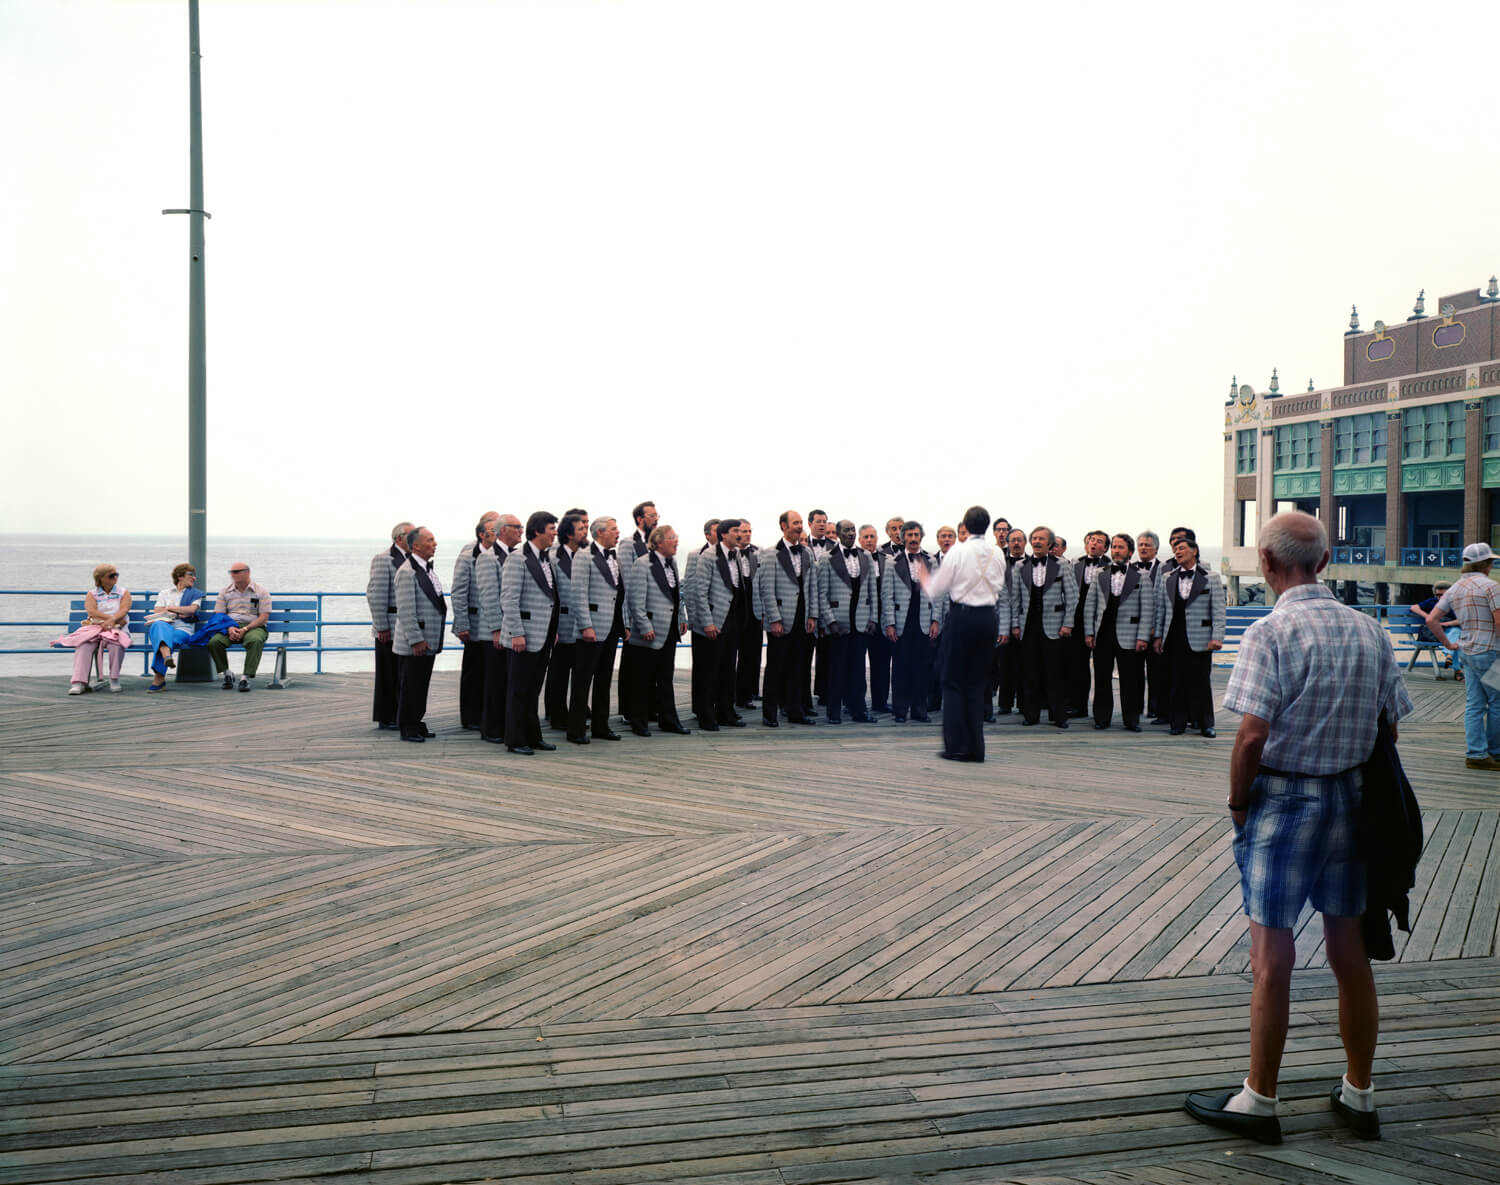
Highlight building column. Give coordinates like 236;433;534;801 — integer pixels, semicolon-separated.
1385;410;1403;556
1319;419;1335;538
1465;399;1484;545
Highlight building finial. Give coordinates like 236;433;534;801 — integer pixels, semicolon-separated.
1229;374;1238;400
1346;304;1360;335
1488;276;1499;301
1409;288;1426;320
1268;367;1280;395
1308;377;1315;392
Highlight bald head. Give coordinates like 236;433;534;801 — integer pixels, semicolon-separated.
1259;511;1328;579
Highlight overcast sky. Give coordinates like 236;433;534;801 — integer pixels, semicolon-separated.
4;0;1498;558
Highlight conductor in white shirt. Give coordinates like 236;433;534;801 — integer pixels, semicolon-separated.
918;505;1009;763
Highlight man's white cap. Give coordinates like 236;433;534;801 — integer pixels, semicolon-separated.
1463;542;1496;563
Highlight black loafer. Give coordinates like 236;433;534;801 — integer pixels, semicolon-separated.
479;734;505;744
698;722;720;732
762;719;779;728
567;735;590;745
399;733;425;743
1125;723;1143;732
1330;1084;1380;1139
418;724;435;738
629;723;651;737
938;751;972;762
378;721;400;731
1202;727;1217;738
659;723;691;735
534;740;557;751
507;745;534;755
1184;1091;1281;1144
1093;722;1109;730
593;730;622;741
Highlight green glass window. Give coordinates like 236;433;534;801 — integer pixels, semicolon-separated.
1273;421;1319;471
1401;401;1465;460
1236;429;1257;474
1485;395;1500;453
1333;412;1387;465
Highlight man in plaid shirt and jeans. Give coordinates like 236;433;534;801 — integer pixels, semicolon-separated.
1432;542;1500;769
1186;512;1412;1145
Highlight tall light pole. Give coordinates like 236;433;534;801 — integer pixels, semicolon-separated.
163;0;211;680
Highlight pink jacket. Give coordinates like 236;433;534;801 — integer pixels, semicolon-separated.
53;623;133;649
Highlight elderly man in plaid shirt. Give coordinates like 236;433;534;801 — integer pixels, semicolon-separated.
1186;511;1412;1146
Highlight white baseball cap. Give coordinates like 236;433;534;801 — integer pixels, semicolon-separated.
1463;542;1496;563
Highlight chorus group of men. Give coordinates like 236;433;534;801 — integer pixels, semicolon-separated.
365;504;1226;756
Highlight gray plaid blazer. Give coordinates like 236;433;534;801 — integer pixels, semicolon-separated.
1011;556;1079;640
1083;564;1156;649
473;546;510;638
818;546;878;635
687;545;742;635
570;542;623;637
625;552;681;651
550;545;586;644
501;543;561;653
881;551;942;636
392;557;447;656
1153;567;1226;652
365;545;403;636
754;541;814;632
450;545;482;642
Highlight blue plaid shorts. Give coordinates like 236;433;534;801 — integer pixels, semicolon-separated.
1233;768;1366;928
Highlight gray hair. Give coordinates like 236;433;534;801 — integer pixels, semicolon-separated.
591;516;616;540
1432;581;1452;594
1258;511;1327;573
391;521;414;543
1138;529;1159;547
404;525;425;550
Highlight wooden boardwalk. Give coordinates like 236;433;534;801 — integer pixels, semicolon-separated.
0;668;1496;1184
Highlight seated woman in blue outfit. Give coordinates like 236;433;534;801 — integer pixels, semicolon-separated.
146;563;205;691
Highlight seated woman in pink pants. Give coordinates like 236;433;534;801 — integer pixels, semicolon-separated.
57;564;133;694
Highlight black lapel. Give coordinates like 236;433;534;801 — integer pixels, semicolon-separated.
650;554;674;599
558;548;574;578
526;549;556;601
388;544;405;566
829;550;852;588
1183;569;1208;607
777;542;798;584
591;544;616;587
410;557;445;613
1120;566;1140;601
470;541;482;559
716;549;735;590
896;554;914;590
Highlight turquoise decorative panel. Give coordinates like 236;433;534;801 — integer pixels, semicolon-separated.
1484;457;1500;488
1401;461;1466;491
1272;471;1320;499
1331;466;1386;495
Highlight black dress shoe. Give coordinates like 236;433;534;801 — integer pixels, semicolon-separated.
507;744;535;755
892;714;906;723
762;717;779;728
400;733;425;743
1053;720;1070;729
567;734;590;745
997;707;1012;716
480;733;505;744
1022;718;1039;726
824;716;841;725
1184;1091;1281;1145
938;751;972;762
462;723;480;731
534;740;557;751
1330;1083;1380;1139
659;722;691;735
699;722;721;732
911;712;930;723
593;729;622;741
629;722;651;737
418;724;435;738
849;713;872;723
1170;727;1186;736
1125;722;1143;732
1149;716;1167;725
1201;727;1217;738
719;717;746;728
378;721;400;731
791;716;816;726
982;713;996;724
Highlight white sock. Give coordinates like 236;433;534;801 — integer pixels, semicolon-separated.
1340;1074;1375;1112
1224;1079;1278;1115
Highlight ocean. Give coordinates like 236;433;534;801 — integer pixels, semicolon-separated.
0;533;455;676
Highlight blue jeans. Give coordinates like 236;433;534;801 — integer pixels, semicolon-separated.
1462;648;1500;760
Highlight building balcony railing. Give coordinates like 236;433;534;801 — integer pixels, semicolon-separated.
1331;547;1387;565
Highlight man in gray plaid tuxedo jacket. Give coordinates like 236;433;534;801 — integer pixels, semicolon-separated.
818;519;879;723
735;523;763;709
500;512;561;754
1153;533;1226;737
621;525;690;736
567;516;625;743
451;512;499;731
1084;532;1156;731
365;521;412;730
683;519;720;715
1068;530;1111;718
621;500;660;722
881;522;943;723
1011;526;1078;727
544;512;589;734
687;517;749;730
392;526;445;743
754;510;817;727
473;514;521;743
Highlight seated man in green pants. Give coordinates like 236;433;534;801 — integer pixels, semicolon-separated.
208;562;271;691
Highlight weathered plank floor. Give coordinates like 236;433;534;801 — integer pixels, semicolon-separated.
0;668;1495;1184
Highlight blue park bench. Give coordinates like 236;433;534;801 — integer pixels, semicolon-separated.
65;596;318;688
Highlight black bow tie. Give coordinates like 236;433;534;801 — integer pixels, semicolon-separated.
423;561;433;572
1135;560;1151;569
844;548;857;558
1112;563;1127;573
727;548;738;559
604;548;616;560
790;545;804;556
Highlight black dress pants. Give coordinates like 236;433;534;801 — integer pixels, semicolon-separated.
1145;645;1167;719
943;603;995;760
544;640;575;728
736;615;762;705
506;639;554;748
1065;615;1092;717
480;644;509;740
867;632;892;713
396;652;435;737
1021;631;1067;724
1092;633;1145;728
762;625;811;723
690;631;720;725
372;635;399;725
713;614;741;722
1166;631;1214;734
458;639;486;728
891;628;932;719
